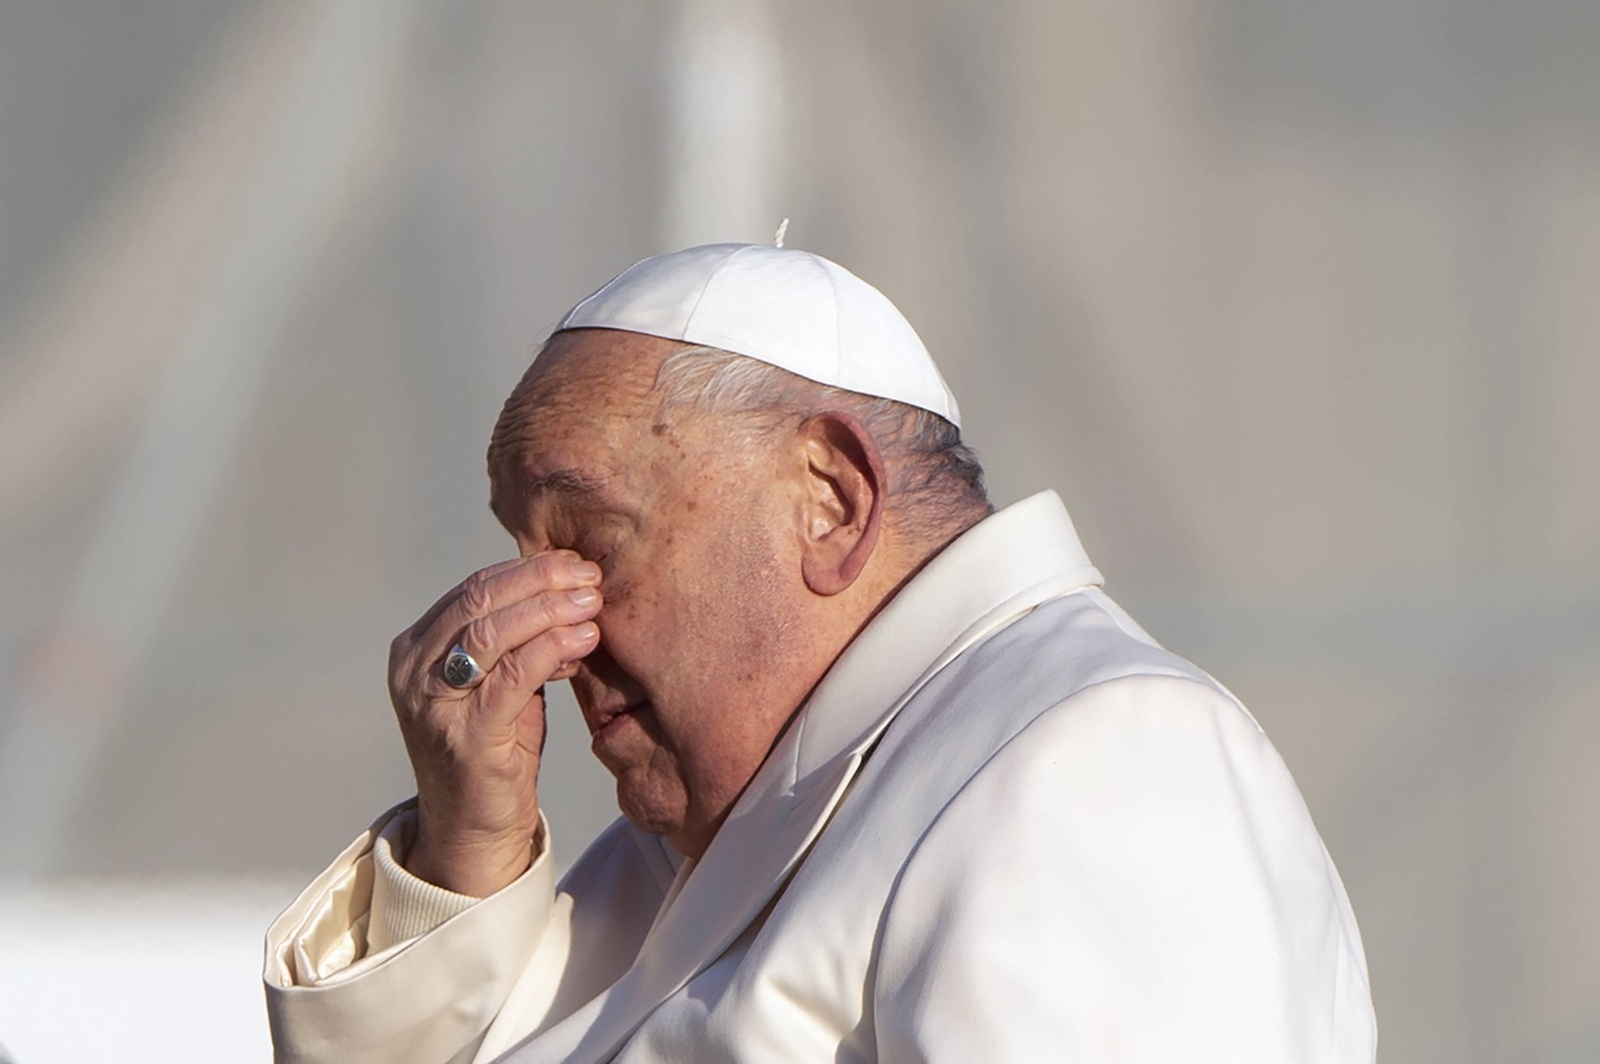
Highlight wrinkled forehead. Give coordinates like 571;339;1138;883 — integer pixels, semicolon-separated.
492;330;670;449
528;328;671;406
485;329;684;511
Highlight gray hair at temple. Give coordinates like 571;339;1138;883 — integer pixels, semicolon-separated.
651;345;992;538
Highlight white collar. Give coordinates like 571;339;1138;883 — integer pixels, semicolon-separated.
543;491;1103;1062
787;489;1103;781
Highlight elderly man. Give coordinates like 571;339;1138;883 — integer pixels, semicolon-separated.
264;244;1376;1063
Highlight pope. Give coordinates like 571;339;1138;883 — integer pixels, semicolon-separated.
265;243;1377;1063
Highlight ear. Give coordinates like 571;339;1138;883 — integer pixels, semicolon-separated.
794;412;886;596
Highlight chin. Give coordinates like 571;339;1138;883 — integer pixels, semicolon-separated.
614;777;688;840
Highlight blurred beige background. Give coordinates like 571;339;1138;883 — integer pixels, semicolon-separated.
0;2;1596;1061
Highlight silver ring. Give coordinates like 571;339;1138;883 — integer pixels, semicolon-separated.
442;644;486;689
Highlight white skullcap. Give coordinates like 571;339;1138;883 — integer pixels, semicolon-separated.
554;243;961;427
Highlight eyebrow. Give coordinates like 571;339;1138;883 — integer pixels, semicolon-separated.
489;467;613;525
525;468;610;501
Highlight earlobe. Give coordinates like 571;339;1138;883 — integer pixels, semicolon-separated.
797;413;885;596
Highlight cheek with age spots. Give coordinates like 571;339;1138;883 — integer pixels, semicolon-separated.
600;579;640;624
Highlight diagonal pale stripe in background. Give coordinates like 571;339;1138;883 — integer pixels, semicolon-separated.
0;0;424;874
0;2;1595;1063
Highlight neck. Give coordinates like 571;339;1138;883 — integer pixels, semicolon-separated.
667;507;990;858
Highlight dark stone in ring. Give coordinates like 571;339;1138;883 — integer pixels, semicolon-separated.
442;644;485;689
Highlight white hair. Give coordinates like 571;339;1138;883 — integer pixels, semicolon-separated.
651;345;990;532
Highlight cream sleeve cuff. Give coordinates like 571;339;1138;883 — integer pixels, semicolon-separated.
368;811;549;953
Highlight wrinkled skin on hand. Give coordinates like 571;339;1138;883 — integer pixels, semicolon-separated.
387;551;602;897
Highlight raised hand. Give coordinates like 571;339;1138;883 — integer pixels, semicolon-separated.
386;551;603;896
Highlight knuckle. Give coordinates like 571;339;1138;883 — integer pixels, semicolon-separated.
460;572;494;616
463;614;499;654
387;643;419;691
496;651;533;690
535;591;568;627
536;550;582;586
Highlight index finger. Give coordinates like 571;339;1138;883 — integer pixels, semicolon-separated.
406;555;529;639
414;551;602;655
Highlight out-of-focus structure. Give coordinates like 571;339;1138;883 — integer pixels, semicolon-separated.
0;2;1595;1061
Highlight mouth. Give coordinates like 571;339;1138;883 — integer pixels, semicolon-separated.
590;700;648;744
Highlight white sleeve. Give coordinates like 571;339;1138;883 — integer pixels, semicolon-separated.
872;676;1376;1063
262;804;677;1064
367;812;487;952
262;801;557;1064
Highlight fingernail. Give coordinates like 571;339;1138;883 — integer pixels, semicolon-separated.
570;561;602;585
573;621;600;642
568;587;598;608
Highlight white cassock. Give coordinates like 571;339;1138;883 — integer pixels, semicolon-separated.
264;492;1377;1063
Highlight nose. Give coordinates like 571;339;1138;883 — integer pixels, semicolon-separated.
569;639;648;708
570;639;619;687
